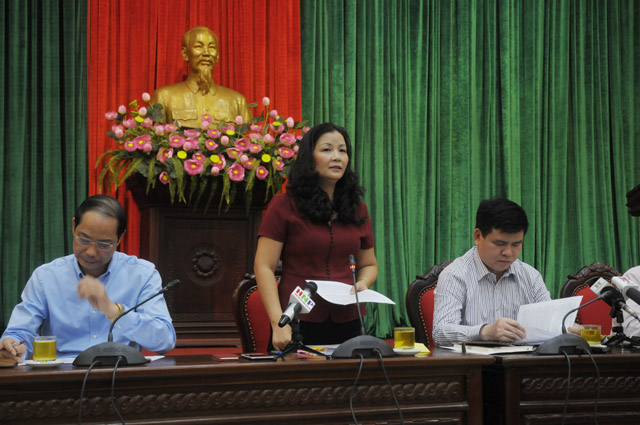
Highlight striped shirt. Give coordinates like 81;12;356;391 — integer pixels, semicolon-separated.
432;246;551;346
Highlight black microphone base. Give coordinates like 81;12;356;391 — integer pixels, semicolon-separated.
73;342;146;366
331;335;395;358
536;334;591;355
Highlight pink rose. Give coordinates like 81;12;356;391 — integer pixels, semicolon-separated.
227;163;245;181
256;166;269;180
184;159;203;175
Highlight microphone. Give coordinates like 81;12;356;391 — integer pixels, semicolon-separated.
349;254;366;336
590;277;640;322
73;279;180;367
537;296;599;355
278;281;317;328
611;276;640;307
332;255;395;358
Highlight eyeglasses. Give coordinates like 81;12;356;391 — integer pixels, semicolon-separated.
74;235;116;251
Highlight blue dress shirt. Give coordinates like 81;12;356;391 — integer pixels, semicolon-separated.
1;252;176;358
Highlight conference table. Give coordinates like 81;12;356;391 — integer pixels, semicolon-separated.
483;346;640;425
0;349;491;425
3;347;640;425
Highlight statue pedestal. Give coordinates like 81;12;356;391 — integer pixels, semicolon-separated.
127;176;270;347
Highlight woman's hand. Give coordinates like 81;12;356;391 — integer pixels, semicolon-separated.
271;324;292;351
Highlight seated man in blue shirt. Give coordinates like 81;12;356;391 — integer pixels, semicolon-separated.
0;195;176;362
433;198;551;346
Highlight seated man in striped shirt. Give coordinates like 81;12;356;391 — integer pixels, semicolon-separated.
433;198;551;346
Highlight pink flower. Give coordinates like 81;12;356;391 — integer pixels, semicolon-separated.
270;110;278;119
243;158;257;170
235;115;243;125
256;166;269;180
118;105;127;114
204;139;219;151
273;158;285;171
169;135;185;148
183;138;198;151
294;145;299;152
221;135;229;146
221;124;235;133
296;135;303;141
250;123;263;132
303;126;310;133
133;134;151;149
192;152;206;162
124;140;137;152
159;171;170;184
201;120;210;130
142;92;151;102
184;129;201;138
164;124;178;133
248;131;261;140
141;117;153;128
279;133;296;145
138;107;148;117
157;148;173;163
142;142;153;152
234;138;250;151
184;159;204;175
154;125;165;135
201;114;213;123
263;134;275;144
286;117;294;128
211;166;221;175
240;155;249;164
249;143;262;153
207;129;221;139
111;125;124;138
122;118;136;128
210;154;226;170
262;97;270;106
105;111;118;120
279;147;295;159
226;148;241;159
227;163;245;181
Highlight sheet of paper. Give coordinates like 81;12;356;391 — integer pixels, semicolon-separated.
516;296;583;344
310;280;396;306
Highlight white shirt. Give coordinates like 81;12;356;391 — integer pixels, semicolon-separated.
432;246;551;346
618;266;640;336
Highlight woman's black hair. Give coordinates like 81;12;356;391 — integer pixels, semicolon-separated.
286;122;365;224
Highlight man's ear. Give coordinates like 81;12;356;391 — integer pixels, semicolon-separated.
116;229;126;248
72;217;77;233
181;46;189;62
473;228;482;245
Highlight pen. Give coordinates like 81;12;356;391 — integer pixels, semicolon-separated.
12;340;25;347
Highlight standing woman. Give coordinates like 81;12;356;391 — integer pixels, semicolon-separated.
254;123;378;351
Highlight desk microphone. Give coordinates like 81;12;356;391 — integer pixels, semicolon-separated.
73;279;180;367
332;255;394;358
278;281;318;327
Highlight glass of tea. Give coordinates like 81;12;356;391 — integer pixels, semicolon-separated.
580;324;602;346
32;336;57;361
393;327;415;349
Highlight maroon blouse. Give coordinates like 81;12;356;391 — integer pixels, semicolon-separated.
258;193;375;323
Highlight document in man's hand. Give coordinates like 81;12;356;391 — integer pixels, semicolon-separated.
310;280;396;305
451;341;537;355
516;296;583;344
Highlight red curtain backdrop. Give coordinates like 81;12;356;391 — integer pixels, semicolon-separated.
87;0;302;255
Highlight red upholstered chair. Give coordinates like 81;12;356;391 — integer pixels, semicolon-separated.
560;262;622;335
232;274;270;353
406;261;452;349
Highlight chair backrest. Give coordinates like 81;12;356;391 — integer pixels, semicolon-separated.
406;261;452;348
560;262;622;335
232;274;270;353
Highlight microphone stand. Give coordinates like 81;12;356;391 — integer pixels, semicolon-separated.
73;279;179;366
601;297;640;347
277;316;328;359
331;255;394;358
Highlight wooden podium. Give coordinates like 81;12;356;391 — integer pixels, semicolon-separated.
127;176;270;347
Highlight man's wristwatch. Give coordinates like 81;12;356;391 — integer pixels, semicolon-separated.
107;303;125;322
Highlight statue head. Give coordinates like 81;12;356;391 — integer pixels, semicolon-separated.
181;26;219;94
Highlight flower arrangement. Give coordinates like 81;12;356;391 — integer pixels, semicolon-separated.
98;94;307;210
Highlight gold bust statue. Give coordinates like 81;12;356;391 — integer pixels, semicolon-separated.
151;26;253;127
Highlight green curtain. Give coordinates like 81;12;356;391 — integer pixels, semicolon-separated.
301;0;640;338
0;0;88;330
